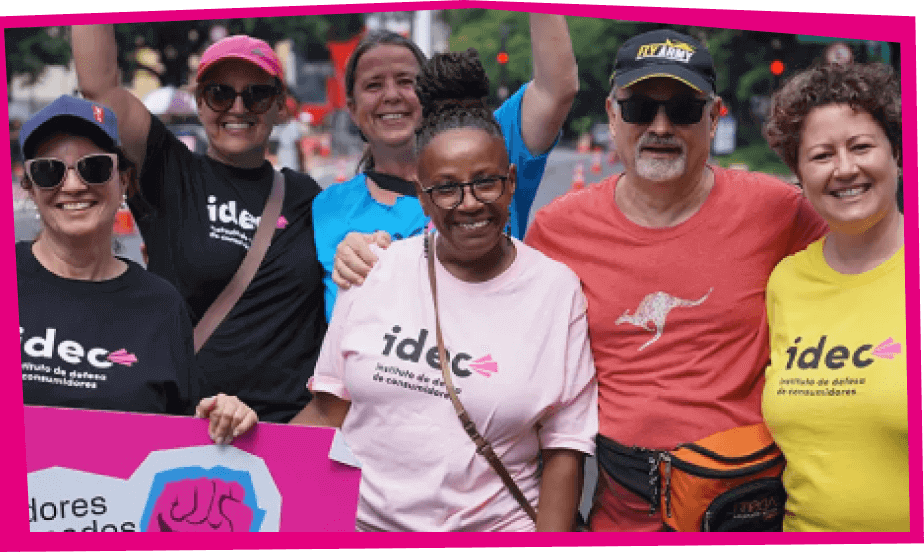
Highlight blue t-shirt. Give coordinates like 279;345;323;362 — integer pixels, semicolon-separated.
314;83;553;320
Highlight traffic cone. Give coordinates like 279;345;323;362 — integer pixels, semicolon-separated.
577;134;591;154
591;148;603;173
335;158;349;183
571;163;585;191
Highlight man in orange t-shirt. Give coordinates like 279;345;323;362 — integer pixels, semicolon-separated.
525;29;827;531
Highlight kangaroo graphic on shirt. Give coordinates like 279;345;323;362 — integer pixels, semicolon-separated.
616;288;714;351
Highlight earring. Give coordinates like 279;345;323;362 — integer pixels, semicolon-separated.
504;222;512;242
121;193;128;210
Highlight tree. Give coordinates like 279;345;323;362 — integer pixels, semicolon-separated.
5;15;366;88
445;10;889;154
115;15;365;87
445;9;531;101
4;26;71;85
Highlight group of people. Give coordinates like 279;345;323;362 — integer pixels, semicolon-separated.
17;16;907;533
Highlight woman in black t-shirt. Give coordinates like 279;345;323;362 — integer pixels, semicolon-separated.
17;95;256;444
72;26;326;422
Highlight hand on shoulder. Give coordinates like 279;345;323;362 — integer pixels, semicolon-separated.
332;231;393;290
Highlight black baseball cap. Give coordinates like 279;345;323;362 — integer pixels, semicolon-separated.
611;29;716;94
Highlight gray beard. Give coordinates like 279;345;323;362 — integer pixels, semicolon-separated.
635;154;687;182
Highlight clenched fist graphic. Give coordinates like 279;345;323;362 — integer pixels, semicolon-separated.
146;477;254;532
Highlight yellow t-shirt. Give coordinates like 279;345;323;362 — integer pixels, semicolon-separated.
763;239;908;532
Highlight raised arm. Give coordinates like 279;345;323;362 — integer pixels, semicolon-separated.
520;14;579;155
71;24;152;167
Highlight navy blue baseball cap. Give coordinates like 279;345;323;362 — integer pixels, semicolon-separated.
611;29;716;94
19;95;120;159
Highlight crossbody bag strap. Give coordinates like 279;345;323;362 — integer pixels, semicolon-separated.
425;232;538;523
194;170;286;353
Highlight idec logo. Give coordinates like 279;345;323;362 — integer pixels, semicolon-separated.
107;349;139;366
21;327;137;368
207;196;261;231
871;337;902;359
784;335;901;370
381;326;498;378
468;355;498;377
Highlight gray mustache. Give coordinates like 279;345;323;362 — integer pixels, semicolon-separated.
639;136;683;149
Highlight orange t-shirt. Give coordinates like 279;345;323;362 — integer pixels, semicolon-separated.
526;166;827;450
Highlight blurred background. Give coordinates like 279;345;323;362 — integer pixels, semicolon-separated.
6;9;899;259
3;10;902;509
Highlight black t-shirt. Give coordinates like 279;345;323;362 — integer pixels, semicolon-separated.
18;241;200;415
129;117;325;422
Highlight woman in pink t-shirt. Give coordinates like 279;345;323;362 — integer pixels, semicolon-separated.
291;50;597;532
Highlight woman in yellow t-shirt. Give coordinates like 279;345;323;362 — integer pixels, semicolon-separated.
762;63;907;531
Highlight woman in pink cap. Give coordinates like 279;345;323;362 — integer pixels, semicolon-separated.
72;26;325;423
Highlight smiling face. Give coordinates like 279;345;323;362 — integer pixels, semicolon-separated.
606;77;719;187
797;103;900;235
348;44;422;151
197;59;282;168
27;133;126;244
417;128;515;275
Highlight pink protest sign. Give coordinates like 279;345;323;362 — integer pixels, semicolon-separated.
24;405;360;532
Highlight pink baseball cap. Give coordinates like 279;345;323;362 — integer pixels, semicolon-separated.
196;35;285;86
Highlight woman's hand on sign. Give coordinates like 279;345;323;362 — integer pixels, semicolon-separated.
195;393;258;444
333;231;392;289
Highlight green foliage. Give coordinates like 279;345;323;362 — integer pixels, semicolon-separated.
5;15;365;87
714;141;792;176
7;9;897;160
4;27;71;84
446;10;532;94
571;114;596;136
444;10;891;159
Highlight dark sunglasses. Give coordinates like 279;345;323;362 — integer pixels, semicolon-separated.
24;153;118;190
616;95;711;126
200;83;281;114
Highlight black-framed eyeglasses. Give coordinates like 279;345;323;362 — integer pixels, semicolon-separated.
200;83;281;114
616;95;711;126
422;175;509;210
24;153;118;190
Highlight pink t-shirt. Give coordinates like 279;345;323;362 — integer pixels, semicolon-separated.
310;235;598;532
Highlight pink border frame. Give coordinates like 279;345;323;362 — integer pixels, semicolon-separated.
1;0;920;546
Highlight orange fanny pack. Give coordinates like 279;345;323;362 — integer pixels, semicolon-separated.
659;423;786;531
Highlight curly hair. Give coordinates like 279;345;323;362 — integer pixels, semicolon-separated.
414;48;504;155
764;62;901;175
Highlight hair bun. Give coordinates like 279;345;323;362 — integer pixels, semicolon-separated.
417;48;491;120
